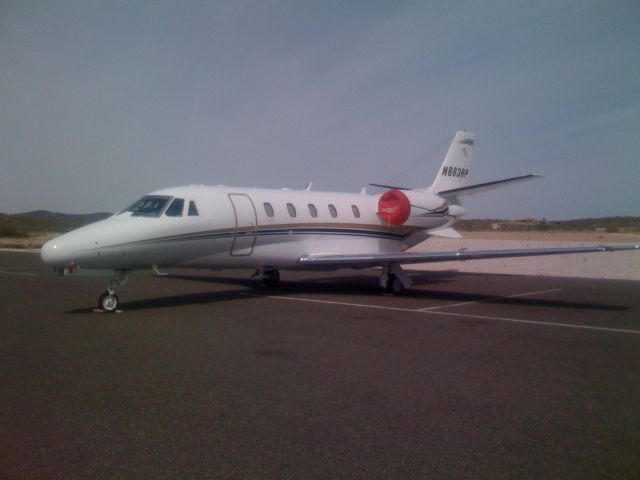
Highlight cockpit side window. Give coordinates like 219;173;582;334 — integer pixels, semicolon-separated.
165;198;185;217
123;195;171;217
188;200;199;216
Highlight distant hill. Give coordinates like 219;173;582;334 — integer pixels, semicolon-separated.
18;210;112;226
0;211;112;238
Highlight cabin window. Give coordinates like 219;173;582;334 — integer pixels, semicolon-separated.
351;205;360;218
165;198;185;217
287;203;297;217
188;201;199;216
263;202;274;217
308;204;318;218
328;204;337;218
123;195;171;217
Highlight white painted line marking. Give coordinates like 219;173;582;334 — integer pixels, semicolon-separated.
260;294;412;313
418;288;562;311
253;294;640;336
0;270;38;277
506;288;563;298
430;310;640;335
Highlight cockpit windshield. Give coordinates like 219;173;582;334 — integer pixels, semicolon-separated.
121;195;171;217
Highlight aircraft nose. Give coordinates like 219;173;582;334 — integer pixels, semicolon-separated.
41;238;67;267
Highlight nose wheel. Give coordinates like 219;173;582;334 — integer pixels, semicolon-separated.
97;269;128;313
98;290;119;312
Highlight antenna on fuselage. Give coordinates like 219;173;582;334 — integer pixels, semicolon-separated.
304;182;313;191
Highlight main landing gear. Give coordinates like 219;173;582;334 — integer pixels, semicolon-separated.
254;267;280;287
379;263;411;295
98;270;129;313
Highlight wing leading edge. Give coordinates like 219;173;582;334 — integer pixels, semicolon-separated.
298;244;639;268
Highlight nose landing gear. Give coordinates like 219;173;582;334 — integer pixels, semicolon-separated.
98;269;129;313
98;290;119;312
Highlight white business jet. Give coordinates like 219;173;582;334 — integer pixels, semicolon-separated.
41;131;638;312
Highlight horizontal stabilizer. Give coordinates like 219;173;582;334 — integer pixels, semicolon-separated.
426;227;463;239
438;174;543;197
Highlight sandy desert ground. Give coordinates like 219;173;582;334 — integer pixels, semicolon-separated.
0;232;58;250
410;231;640;281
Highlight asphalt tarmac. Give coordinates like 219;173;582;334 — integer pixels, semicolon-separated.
1;251;639;479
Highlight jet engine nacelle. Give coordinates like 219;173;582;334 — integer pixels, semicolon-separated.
377;189;450;229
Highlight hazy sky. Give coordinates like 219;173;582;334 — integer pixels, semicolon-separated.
1;0;639;219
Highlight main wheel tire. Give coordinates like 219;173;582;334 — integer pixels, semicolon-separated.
391;276;404;295
382;274;394;293
262;269;280;287
98;291;119;312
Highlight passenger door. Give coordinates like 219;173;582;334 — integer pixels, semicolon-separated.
228;194;257;256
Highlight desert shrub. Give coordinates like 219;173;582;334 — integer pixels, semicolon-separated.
0;224;28;238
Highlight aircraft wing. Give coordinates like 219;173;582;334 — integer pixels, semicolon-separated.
298;244;639;268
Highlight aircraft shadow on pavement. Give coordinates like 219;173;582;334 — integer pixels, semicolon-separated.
64;271;626;313
161;272;626;312
165;270;456;288
65;288;259;314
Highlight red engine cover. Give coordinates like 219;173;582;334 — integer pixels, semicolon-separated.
378;189;411;225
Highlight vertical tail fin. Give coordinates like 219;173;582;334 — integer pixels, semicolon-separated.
427;131;475;193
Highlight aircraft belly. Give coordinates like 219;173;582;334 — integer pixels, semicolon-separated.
174;233;404;269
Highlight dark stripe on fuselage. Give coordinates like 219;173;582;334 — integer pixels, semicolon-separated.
114;225;413;248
